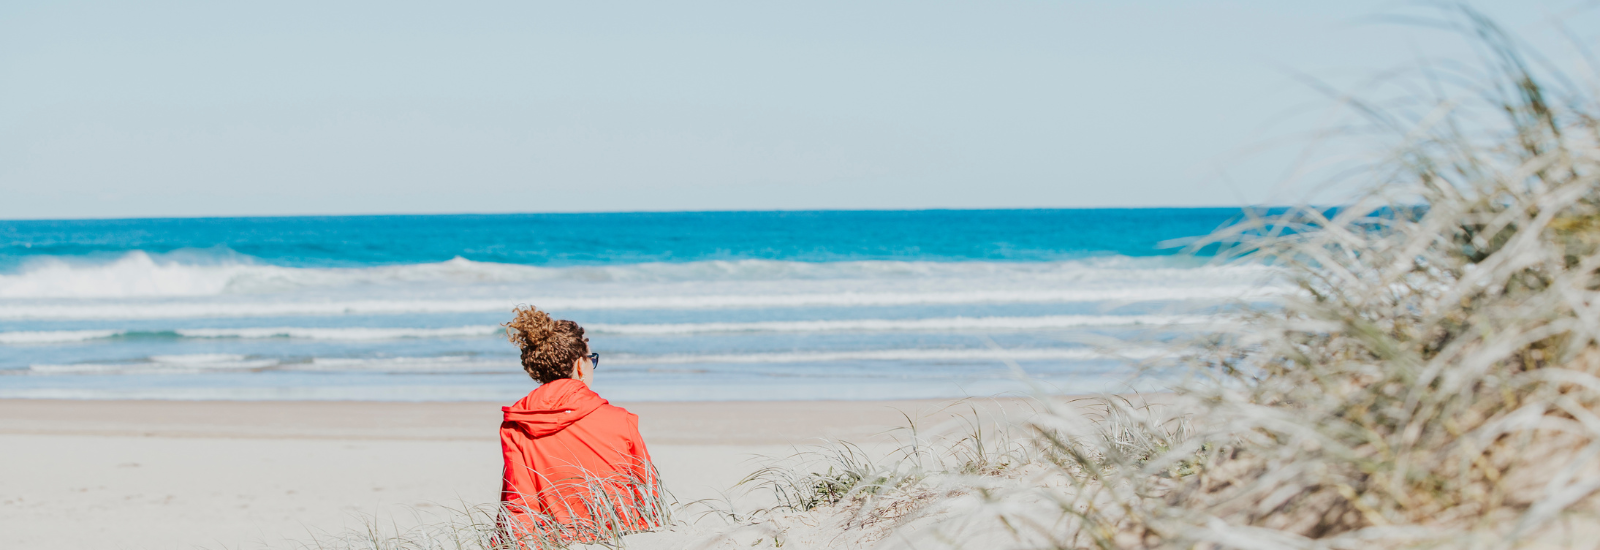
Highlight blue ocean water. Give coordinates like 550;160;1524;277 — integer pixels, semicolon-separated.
0;209;1276;401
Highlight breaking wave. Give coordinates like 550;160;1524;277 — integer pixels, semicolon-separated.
25;354;281;374
0;315;1216;344
0;289;1276;321
587;315;1214;335
0;250;1273;299
15;347;1163;376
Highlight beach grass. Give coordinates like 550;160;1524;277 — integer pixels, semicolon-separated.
705;5;1600;549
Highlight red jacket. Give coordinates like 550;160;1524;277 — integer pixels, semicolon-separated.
499;379;665;544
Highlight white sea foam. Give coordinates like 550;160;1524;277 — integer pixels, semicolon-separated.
0;315;1215;345
282;348;1165;371
174;326;498;340
16;346;1162;376
16;354;491;376
0;374;1159;401
0;253;553;298
292;355;510;373
0;241;1253;399
27;354;280;374
0;329;122;344
0;286;1279;321
0;252;1276;299
0;326;504;344
624;347;1167;364
266;348;1157;373
588;315;1213;335
0;252;283;298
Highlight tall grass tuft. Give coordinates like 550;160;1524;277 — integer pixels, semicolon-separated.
930;6;1600;549
713;7;1600;549
729;402;1032;516
284;466;672;550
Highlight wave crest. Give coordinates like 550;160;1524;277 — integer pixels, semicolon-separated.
0;315;1216;344
0;251;1267;299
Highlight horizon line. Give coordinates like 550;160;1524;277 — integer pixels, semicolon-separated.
1;204;1297;223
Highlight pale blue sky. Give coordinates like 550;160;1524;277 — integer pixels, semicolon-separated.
0;1;1587;219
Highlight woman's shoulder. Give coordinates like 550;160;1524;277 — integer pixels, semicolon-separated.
593;402;639;420
571;402;642;440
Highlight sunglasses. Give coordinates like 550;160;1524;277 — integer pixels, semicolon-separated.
587;352;600;369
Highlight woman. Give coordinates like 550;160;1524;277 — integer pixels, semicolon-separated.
497;306;667;545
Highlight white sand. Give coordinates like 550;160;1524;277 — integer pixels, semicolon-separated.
0;398;1028;549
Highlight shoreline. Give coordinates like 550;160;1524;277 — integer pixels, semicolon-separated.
0;397;1042;444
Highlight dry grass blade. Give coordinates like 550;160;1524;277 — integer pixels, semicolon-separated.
924;5;1600;549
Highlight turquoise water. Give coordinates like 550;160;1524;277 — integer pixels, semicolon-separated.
0;209;1237;267
0;209;1274;401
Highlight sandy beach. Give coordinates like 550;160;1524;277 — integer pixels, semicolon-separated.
5;2;1592;547
0;397;1035;549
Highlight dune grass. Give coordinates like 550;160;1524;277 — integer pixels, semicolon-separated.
714;6;1600;549
1036;6;1600;547
730;403;1032;515
1029;6;1600;548
287;467;672;550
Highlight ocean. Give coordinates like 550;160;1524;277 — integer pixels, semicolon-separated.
0;209;1276;401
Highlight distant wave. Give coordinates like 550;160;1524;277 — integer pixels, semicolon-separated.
20;353;499;375
0;252;580;298
17;347;1160;375
178;326;497;340
0;315;1215;344
25;354;281;374
0;250;1269;299
624;347;1166;364
587;315;1213;335
0;330;124;344
0;326;499;343
289;347;1161;370
0;287;1277;321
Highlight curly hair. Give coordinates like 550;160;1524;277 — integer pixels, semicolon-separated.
503;305;589;384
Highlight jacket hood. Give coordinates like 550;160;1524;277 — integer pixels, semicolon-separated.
502;379;608;438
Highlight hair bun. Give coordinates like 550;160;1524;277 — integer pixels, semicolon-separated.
505;305;559;351
504;305;589;383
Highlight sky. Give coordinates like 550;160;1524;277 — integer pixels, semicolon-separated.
0;0;1591;219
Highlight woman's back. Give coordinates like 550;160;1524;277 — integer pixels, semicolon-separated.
500;379;665;542
497;306;667;545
